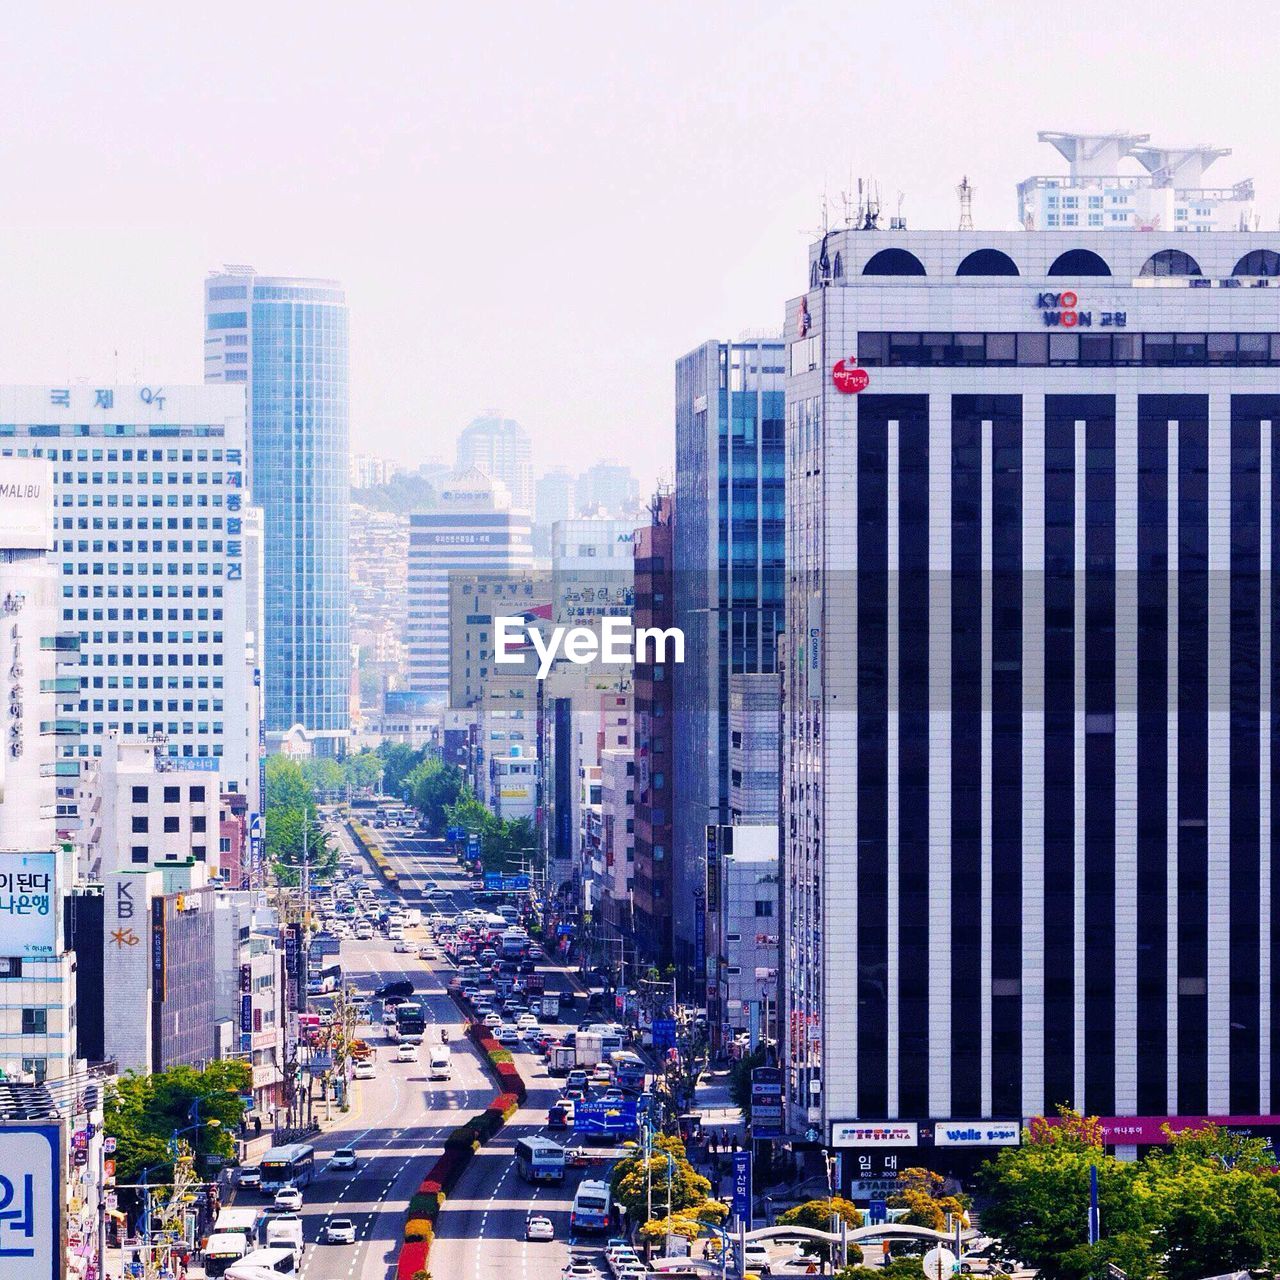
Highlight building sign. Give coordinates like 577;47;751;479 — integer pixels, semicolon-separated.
832;1121;918;1148
1037;1113;1280;1146
732;1150;753;1228
798;297;811;337
0;458;53;552
0;1123;61;1278
1034;291;1127;329
832;359;870;394
750;1067;785;1139
151;898;166;1002
483;873;530;892
933;1121;1021;1147
0;854;56;957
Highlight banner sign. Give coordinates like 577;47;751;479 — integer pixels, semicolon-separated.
732;1150;752;1228
934;1121;1020;1147
0;1123;61;1278
831;1121;918;1148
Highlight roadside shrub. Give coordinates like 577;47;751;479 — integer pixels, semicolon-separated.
404;1218;433;1244
396;1241;428;1279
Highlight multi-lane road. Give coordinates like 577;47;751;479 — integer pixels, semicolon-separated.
252;821;612;1280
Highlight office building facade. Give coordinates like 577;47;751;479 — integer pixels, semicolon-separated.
673;339;785;982
456;414;534;514
407;470;533;699
205;267;350;754
784;224;1280;1150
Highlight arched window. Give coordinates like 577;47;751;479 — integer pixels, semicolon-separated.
832;252;843;280
955;248;1020;277
1233;249;1280;277
862;248;927;277
809;260;820;288
1047;248;1111;277
1140;249;1203;277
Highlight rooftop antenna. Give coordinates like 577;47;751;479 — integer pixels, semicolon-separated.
957;175;975;231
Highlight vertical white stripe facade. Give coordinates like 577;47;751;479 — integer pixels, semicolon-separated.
886;419;901;1117
1073;418;1088;1107
1166;418;1181;1112
980;418;994;1117
1262;420;1273;1111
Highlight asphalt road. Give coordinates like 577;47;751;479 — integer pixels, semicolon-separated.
275;821;609;1280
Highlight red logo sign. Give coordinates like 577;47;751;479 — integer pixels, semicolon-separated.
832;360;869;394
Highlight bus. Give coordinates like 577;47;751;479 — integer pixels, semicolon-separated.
570;1179;612;1233
258;1143;315;1193
395;1002;426;1043
515;1136;566;1184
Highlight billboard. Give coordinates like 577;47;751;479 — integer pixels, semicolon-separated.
0;1123;61;1279
750;1066;785;1139
0;854;57;957
0;458;53;552
831;1121;918;1148
933;1121;1020;1147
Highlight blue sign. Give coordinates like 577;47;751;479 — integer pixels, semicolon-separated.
484;873;530;892
572;1097;639;1137
869;1199;887;1225
446;826;465;843
732;1150;752;1228
467;835;481;856
652;1018;677;1050
694;895;706;981
556;923;574;936
0;1123;61;1278
310;935;341;957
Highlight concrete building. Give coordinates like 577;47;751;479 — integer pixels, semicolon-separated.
598;746;635;933
456;415;534;515
729;674;781;823
673;338;785;984
0;385;262;818
205;268;350;755
476;671;538;819
535;468;576;558
577;459;641;518
407;470;533;699
350;453;401;489
1018;131;1253;234
632;492;675;967
783;162;1280;1157
447;569;548;709
551;517;635;625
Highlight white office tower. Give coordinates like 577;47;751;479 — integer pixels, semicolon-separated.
0;386;261;820
407;469;533;699
456;414;534;514
0;458;79;1082
1018;131;1253;233
784;205;1280;1157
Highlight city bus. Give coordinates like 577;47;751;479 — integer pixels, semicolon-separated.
395;1002;426;1044
515;1136;566;1184
258;1143;316;1193
570;1179;612;1233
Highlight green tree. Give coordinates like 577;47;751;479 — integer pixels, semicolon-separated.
979;1110;1154;1280
343;750;383;794
377;741;427;796
777;1197;864;1265
610;1134;712;1221
105;1061;251;1200
729;1042;766;1122
267;808;337;884
266;755;313;813
300;757;342;796
406;759;466;832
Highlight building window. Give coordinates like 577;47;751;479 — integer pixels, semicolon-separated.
0;958;21;978
21;1057;46;1083
163;815;180;833
131;845;148;864
131;785;148;803
755;900;774;917
131;815;148;833
190;785;205;802
21;1008;47;1034
164;786;180;803
192;815;206;833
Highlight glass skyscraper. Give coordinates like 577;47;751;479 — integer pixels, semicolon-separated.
204;268;350;753
672;338;786;984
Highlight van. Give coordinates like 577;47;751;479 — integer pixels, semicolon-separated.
263;1215;304;1263
428;1046;452;1080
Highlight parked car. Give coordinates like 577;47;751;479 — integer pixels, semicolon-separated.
324;1217;356;1244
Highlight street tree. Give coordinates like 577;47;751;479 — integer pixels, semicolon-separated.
611;1133;713;1221
888;1167;969;1232
777;1197;864;1264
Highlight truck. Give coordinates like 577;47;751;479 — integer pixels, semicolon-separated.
549;1042;576;1074
522;972;545;996
574;1031;604;1068
538;991;560;1021
263;1215;304;1263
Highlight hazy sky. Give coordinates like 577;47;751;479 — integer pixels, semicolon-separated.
1;1;1274;492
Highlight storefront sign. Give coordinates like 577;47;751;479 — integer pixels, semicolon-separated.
1038;1113;1280;1146
934;1121;1020;1147
832;1121;918;1147
0;854;57;956
832;359;869;394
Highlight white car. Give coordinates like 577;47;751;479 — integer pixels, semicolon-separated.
562;1264;600;1279
396;1042;419;1062
516;1012;538;1031
328;1147;358;1171
741;1242;773;1271
482;1012;502;1028
273;1185;303;1212
525;1215;555;1241
494;1024;519;1045
353;1060;376;1080
394;939;413;953
324;1216;356;1244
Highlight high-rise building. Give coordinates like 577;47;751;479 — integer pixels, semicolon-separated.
204;267;350;755
0;458;79;1083
784;197;1280;1157
577;458;641;518
535;467;577;557
729;673;780;823
551;517;635;625
406;470;533;699
0;386;260;818
456;415;534;514
672;338;785;984
632;493;675;967
447;569;548;709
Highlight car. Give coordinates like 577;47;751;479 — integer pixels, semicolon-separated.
328;1147;358;1170
602;1088;625;1103
525;1215;555;1241
383;1007;399;1025
396;1042;419;1062
607;1250;641;1271
273;1185;303;1212
742;1241;773;1272
237;1165;261;1190
418;946;435;960
516;1012;539;1031
394;939;412;953
376;979;415;1001
482;1012;503;1028
324;1216;357;1244
562;1264;600;1279
528;944;545;960
353;1059;377;1080
566;1070;589;1089
495;1024;519;1045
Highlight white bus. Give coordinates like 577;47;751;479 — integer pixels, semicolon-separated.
515;1136;566;1184
570;1178;612;1232
258;1143;315;1193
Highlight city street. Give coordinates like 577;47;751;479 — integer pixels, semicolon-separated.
268;823;612;1280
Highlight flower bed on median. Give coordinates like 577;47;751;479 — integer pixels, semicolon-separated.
348;821;400;888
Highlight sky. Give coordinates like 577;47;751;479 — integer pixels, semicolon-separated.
0;0;1275;494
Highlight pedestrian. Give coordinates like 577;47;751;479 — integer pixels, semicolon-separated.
254;1114;262;1136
